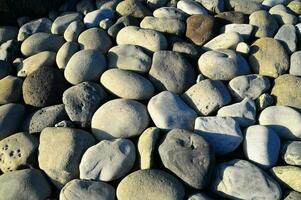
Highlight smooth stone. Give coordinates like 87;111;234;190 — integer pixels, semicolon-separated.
64;49;107;85
249;10;278;38
116;0;151;18
0;75;23;105
138;127;160;169
259;106;301;140
38;127;95;189
282;141;301;166
182;79;231;115
256;93;274;111
228;74;270;101
290;51;301;76
236;42;250;55
0;169;51;200
64;20;85;42
116;26;167;52
23;67;68;107
159;129;214;189
148;91;197;130
271;74;301;109
91;99;149;140
0;104;26;140
51;12;83;35
18;18;52;41
177;0;208;15
117;169;185;200
21;32;64;57
212;159;282;199
0;26;18;44
274;24;297;54
172;41;201;59
198;49;250;81
284;191;301;200
0;132;38;173
186;14;217;46
140;16;185;35
221;24;253;40
244;125;280;169
269;4;297;25
17;51;57;77
270;166;301;192
63;82;107;128
194;117;242;155
187;193;213;200
215;11;246;24
149;50;196;94
287;0;301;14
80;138;135;181
0;40;21;63
76;0;96;14
60;179;115;200
56;42;79;70
108;16;140;38
0;60;13;79
225;0;262;14
217;98;256;127
202;32;242;51
84;9;115;28
107;44;151;73
101;69;155;100
22;104;68;134
153;7;187;20
196;0;225;13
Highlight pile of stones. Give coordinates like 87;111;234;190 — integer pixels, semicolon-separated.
0;0;301;199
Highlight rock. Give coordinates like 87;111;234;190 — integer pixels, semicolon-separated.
17;18;52;41
116;169;185;200
51;12;83;35
91;99;149;140
194;117;242;155
249;10;278;38
80;138;135;181
0;26;18;44
217;98;256;127
0;104;25;140
38;127;95;189
274;24;297;54
116;26;167;52
196;0;225;13
0;39;20;63
221;24;253;40
259;106;301;140
64;49;107;85
76;0;96;14
21;32;64;57
269;4;297;25
282;141;301;166
56;42;79;70
228;74;270;101
244;125;280;169
23;67;68;107
0;75;23;105
64;20;85;42
101;69;155;100
116;0;151;18
186;15;217;46
182;79;231;115
270;166;301;192
22;104;68;134
159;129;214;189
172;41;201;59
225;0;262;14
215;11;246;24
60;179;115;200
84;9;115;28
17;51;57;77
287;0;301;15
0;132;38;173
212;159;282;199
187;193;213;200
0;169;51;200
202;32;242;51
140;16;185;35
198;49;250;81
0;60;13;79
149;50;196;94
148;91;197;131
63;82;107;128
236;42;250;55
177;0;208;15
78;28;112;53
153;7;187;20
108;16;140;38
249;37;289;78
290;51;301;76
271;74;301;109
107;44;151;73
138;127;160;169
284;191;301;200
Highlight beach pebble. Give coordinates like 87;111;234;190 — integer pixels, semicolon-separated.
282;141;301;166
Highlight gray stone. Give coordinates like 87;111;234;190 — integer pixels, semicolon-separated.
281;141;301;166
0;76;23;105
18;18;52;41
269;4;297;25
64;20;85;42
84;9;115;28
274;24;297;54
153;7;187;20
0;26;18;44
290;51;301;76
116;0;151;18
202;32;242;51
221;24;253;40
56;42;79;69
108;16;140;38
51;12;83;35
249;10;278;38
177;0;208;15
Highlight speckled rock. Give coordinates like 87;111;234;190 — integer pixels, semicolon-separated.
0;76;23;105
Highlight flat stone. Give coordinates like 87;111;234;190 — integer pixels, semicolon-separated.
249;10;278;38
290;51;301;76
0;26;18;44
221;24;253;40
225;0;262;14
148;91;197;130
84;9;115;28
153;7;187;20
51;12;83;35
108;16;140;38
0;75;23;105
177;0;208;15
56;42;79;70
269;4;297;25
270;166;301;192
259;106;301;140
116;0;151;18
80;139;136;181
18;18;52;41
202;32;242;51
91;99;149;140
64;20;85;42
274;24;297;54
116;169;185;200
212;159;282;199
282;141;301;166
